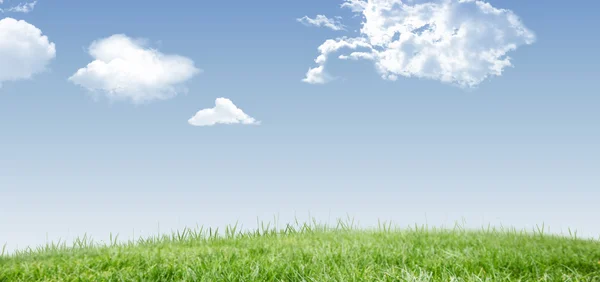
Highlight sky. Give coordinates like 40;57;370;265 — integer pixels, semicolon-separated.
1;0;599;253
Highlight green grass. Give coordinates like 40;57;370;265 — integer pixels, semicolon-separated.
1;220;599;281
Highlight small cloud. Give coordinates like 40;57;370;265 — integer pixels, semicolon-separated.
302;65;329;84
341;0;367;12
297;15;345;31
188;98;259;127
302;37;372;84
69;34;200;104
0;17;56;87
5;1;37;13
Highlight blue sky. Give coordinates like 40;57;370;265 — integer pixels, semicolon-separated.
1;0;599;252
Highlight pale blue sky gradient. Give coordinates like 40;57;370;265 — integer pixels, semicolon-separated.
1;0;599;252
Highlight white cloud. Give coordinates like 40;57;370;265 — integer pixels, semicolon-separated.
304;0;536;87
303;65;329;84
69;34;200;103
188;98;259;127
303;37;372;84
0;17;56;87
341;0;367;12
297;15;345;31
4;1;37;13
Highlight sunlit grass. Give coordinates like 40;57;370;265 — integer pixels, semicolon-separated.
1;219;599;281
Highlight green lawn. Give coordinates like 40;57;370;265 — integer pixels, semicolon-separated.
1;222;599;281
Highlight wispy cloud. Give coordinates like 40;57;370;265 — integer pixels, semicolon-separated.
188;98;259;127
303;37;372;84
1;1;37;13
297;15;345;31
303;0;536;87
69;34;200;104
0;17;56;87
340;0;366;12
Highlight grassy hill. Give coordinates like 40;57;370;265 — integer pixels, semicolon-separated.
1;222;599;281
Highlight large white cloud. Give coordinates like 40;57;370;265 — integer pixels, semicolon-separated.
304;0;536;87
0;17;56;87
69;34;200;103
188;98;259;127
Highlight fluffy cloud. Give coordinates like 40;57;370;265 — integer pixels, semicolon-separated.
303;65;330;84
188;98;259;127
0;17;56;87
304;0;536;87
297;15;345;31
69;34;200;103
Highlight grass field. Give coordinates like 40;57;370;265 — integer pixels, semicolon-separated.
1;220;599;281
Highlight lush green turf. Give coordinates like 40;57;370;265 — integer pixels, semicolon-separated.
1;221;599;281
